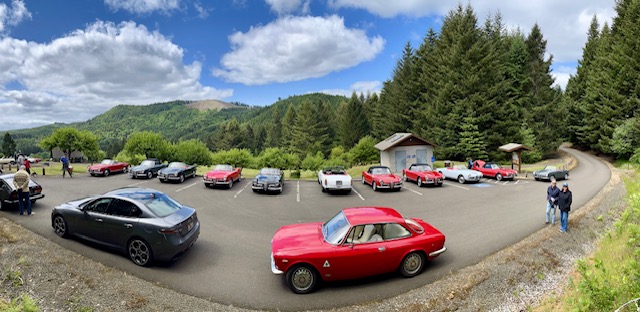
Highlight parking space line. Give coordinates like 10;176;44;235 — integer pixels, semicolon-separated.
234;181;252;198
503;181;509;185
176;182;198;192
351;187;365;201
514;180;520;184
127;181;147;187
404;186;423;196
297;181;300;202
443;182;470;190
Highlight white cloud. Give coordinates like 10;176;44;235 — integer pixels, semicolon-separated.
213;15;385;85
0;0;31;33
329;1;616;64
265;0;310;15
316;80;381;97
0;21;232;130
193;1;211;19
104;0;180;14
552;65;576;90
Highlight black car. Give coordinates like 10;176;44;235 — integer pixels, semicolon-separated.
533;165;570;181
130;158;167;179
0;174;45;211
157;162;197;183
252;168;284;194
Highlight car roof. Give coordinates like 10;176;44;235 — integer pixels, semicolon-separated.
342;207;405;225
410;163;431;167
103;187;161;196
368;166;390;170
0;174;14;180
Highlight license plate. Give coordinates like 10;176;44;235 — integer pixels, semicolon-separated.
336;181;342;186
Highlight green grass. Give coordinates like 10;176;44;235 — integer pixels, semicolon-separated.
0;294;39;312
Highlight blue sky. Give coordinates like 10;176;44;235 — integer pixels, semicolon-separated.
0;0;615;131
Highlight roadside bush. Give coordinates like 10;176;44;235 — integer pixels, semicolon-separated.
329;146;351;166
324;157;349;168
114;151;145;165
174;139;212;166
348;136;379;166
257;148;288;169
300;152;325;171
211;148;254;168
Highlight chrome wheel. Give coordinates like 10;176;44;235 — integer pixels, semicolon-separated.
495;173;502;181
457;175;465;184
228;178;233;189
128;239;152;266
53;215;68;238
286;264;317;294
361;176;365;185
147;171;153;179
417;177;423;187
564;173;569;180
104;170;110;177
179;174;185;183
400;252;424;277
373;182;377;191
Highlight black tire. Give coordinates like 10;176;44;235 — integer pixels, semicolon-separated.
361;176;366;185
373;182;377;191
286;264;318;294
495;173;503;181
438;182;443;187
30;200;36;205
457;175;465;184
147;171;153;179
535;177;540;181
399;252;425;277
123;167;128;173
228;178;233;189
53;215;69;238
128;238;153;267
179;174;185;183
90;173;95;177
402;173;407;181
417;177;423;187
204;183;211;188
252;189;258;193
104;170;110;177
0;200;5;211
564;173;569;180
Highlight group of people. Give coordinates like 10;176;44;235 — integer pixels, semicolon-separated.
16;154;31;175
546;179;573;233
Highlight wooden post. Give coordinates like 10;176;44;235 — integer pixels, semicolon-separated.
517;150;523;173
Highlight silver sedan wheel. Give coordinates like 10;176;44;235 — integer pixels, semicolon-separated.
287;265;317;294
457;175;466;184
400;252;424;277
128;239;152;266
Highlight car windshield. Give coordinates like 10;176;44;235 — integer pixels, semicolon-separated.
323;166;345;174
453;165;467;170
544;166;557;171
371;167;391;175
168;162;186;168
140;160;155;167
214;165;233;171
488;164;500;169
101;159;113;165
322;211;350;245
260;168;280;175
412;165;432;172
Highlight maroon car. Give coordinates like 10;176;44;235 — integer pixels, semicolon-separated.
88;159;129;177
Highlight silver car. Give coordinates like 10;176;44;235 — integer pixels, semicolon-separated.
51;187;200;266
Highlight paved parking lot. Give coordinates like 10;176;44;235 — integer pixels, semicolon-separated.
2;147;610;311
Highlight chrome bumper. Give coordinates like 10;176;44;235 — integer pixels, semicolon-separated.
429;246;447;257
271;253;283;275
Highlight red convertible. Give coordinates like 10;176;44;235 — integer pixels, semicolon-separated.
88;159;129;177
362;166;403;191
271;207;447;294
203;164;242;188
472;160;517;181
402;163;443;187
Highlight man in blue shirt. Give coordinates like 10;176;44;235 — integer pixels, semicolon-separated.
60;154;72;178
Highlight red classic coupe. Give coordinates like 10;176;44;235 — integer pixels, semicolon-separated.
362;166;403;191
203;164;242;188
271;207;447;294
472;160;517;181
402;163;444;187
88;159;129;177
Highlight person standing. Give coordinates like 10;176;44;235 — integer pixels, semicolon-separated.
24;158;31;175
60;154;72;178
13;165;32;216
558;182;573;233
546;179;560;225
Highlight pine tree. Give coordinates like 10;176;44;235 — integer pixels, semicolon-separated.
2;132;17;157
264;105;282;148
456;115;488;160
281;104;297;151
290;100;328;157
337;93;369;148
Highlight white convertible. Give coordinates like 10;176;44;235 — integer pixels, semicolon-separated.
436;165;483;184
317;166;352;193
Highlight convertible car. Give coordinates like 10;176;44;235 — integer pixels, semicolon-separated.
402;163;443;187
0;173;45;210
271;207;447;294
88;159;129;177
472;160;517;181
436;165;483;184
317;166;352;193
130;158;167;179
157;162;197;183
533;165;569;181
362;166;403;191
252;168;284;193
203;164;242;188
51;187;199;267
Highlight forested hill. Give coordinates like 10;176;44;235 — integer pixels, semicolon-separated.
4;94;349;156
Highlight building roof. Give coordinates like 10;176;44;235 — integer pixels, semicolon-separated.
498;143;532;152
374;133;436;151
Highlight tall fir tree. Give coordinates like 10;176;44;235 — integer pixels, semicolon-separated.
264;105;282;148
337;93;369;148
280;104;297;151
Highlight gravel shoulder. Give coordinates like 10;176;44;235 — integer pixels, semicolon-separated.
0;161;626;312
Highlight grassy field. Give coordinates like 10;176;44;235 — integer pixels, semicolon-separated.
535;165;640;311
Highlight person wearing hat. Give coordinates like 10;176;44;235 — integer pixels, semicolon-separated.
557;182;572;233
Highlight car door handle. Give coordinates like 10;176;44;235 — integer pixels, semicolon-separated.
378;247;386;252
95;218;103;222
124;223;133;229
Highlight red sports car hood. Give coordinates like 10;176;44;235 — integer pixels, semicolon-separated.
497;168;517;174
374;174;401;183
205;170;231;178
272;222;325;255
420;171;442;178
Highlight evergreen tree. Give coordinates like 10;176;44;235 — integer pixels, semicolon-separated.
337;93;369;148
456;115;488;160
280;104;297;151
290;100;328;157
314;100;335;155
264;105;282;148
2;132;17;157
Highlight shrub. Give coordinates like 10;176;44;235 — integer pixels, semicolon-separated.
348;136;379;165
300;152;325;171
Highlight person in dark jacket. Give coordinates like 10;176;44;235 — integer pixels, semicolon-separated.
558;182;572;232
546;179;560;225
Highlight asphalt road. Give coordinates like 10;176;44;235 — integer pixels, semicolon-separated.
2;147;610;311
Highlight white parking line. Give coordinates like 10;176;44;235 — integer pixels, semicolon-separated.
297;181;300;202
351;187;365;201
127;181;147;187
502;181;509;185
514;180;520;184
443;182;470;190
404;187;423;196
176;182;198;192
234;181;252;198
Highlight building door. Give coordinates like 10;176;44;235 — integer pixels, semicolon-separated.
395;150;406;173
416;149;427;164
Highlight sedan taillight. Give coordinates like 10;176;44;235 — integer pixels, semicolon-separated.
159;227;179;234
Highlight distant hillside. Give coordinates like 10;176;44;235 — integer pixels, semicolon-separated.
185;100;242;111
